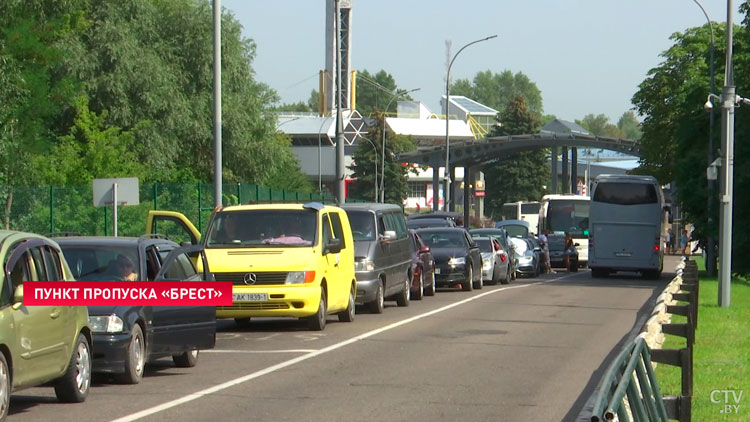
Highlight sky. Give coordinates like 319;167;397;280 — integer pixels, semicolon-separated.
222;0;743;124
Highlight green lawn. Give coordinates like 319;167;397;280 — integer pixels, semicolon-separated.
655;257;750;421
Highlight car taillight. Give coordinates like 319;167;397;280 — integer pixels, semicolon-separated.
498;253;507;263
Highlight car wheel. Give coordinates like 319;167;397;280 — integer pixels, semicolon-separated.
412;271;424;301
118;324;145;384
396;277;410;307
306;289;327;331
462;265;474;291
337;284;356;322
367;278;385;314
172;349;199;368
500;263;511;285
425;271;436;296
234;318;252;328
54;334;91;402
0;353;10;419
473;266;483;290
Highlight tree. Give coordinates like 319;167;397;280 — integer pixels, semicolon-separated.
576;114;626;138
617;111;643;140
451;70;543;115
348;112;416;204
482;96;548;218
354;69;413;117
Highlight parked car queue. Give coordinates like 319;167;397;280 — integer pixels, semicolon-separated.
0;205;531;421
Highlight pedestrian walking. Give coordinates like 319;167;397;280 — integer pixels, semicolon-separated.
564;232;574;273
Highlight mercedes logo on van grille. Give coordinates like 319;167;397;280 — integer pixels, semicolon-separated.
243;273;257;285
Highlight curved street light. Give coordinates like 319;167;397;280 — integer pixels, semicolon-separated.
693;0;717;276
443;35;497;211
381;87;420;203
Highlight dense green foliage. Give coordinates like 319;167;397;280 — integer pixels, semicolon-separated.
452;70;544;116
0;0;312;230
482;97;548;219
354;69;413;117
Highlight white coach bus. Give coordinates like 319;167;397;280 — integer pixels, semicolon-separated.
588;174;665;279
501;201;541;233
538;194;590;267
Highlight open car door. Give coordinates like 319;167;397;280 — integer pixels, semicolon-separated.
147;210;202;246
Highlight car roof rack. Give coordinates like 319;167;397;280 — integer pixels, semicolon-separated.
46;232;84;237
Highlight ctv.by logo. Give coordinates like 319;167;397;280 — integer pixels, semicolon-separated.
711;389;743;414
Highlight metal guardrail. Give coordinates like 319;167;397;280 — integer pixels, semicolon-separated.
588;259;699;422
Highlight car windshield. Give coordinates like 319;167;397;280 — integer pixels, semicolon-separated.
420;232;466;249
500;224;528;238
59;245;139;281
347;211;376;241
206;210;316;247
548;236;567;251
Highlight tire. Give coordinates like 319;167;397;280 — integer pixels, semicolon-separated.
500;263;511;285
395;277;410;307
118;324;145;384
490;265;500;285
473;266;483;290
172;349;199;368
337;284;356;322
462;265;474;291
412;271;424;301
234;318;252;328
0;353;10;420
425;272;436;296
54;334;91;403
367;279;385;314
306;289;327;331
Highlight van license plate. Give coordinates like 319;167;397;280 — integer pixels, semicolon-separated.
615;252;632;257
233;293;268;302
434;268;441;274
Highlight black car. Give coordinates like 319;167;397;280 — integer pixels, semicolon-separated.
407;211;463;227
416;228;482;291
407;218;456;230
55;235;216;384
547;234;579;271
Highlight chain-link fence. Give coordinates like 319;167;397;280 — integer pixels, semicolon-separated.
0;182;347;237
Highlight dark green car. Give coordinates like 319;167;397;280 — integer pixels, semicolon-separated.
0;231;92;420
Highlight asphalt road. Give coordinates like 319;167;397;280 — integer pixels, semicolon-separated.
9;257;678;422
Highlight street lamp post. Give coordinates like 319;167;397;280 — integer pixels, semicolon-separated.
381;87;420;203
693;0;717;277
444;35;497;211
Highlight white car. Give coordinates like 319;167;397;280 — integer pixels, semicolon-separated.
471;236;511;285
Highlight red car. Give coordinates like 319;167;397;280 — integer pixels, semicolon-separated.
408;229;436;299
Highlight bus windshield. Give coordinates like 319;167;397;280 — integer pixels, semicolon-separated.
546;200;589;237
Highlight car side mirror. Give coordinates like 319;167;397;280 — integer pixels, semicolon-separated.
380;230;397;242
419;246;430;253
12;285;23;310
324;238;343;254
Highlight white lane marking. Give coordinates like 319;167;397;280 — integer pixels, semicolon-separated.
203;349;317;354
110;274;577;422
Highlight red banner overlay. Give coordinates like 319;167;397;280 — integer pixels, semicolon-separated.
23;282;233;306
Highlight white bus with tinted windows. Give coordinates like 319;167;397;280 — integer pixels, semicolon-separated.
538;194;590;267
501;201;540;233
588;174;665;279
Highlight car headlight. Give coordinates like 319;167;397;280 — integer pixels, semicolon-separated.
354;258;375;272
285;271;315;284
448;257;465;266
518;256;533;263
481;257;492;270
89;314;124;333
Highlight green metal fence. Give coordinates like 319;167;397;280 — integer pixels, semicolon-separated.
1;182;342;237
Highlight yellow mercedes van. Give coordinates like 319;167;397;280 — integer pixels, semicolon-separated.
146;203;356;331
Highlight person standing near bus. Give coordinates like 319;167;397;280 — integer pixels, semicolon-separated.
680;229;688;256
665;229;673;255
564;231;574;273
539;229;553;274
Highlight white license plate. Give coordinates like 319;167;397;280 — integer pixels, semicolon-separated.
434;268;441;274
615;252;632;257
233;293;268;302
